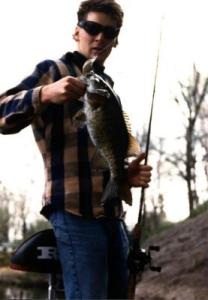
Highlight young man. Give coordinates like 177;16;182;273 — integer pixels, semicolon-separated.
0;0;152;298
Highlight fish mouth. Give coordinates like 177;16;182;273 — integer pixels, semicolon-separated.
87;87;110;98
91;47;105;56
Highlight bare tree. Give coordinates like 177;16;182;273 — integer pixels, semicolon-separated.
0;182;12;243
10;193;29;240
171;66;208;215
198;103;208;186
136;130;167;228
0;183;30;242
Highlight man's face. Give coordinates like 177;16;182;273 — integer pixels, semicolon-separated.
74;11;118;65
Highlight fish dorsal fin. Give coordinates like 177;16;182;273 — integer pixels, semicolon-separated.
123;111;133;134
122;111;141;157
128;134;141;157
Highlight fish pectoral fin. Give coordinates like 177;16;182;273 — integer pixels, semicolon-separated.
90;149;108;170
127;134;141;157
101;180;132;207
89;89;110;98
72;109;86;127
87;95;106;110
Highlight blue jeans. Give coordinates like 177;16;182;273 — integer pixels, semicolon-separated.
49;211;129;299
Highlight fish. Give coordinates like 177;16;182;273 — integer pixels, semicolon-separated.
78;58;141;207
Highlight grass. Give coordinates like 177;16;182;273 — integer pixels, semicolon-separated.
0;266;48;287
189;200;208;218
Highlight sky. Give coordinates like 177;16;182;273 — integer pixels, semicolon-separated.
0;0;208;226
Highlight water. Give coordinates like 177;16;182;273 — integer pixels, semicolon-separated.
0;277;65;299
0;285;47;299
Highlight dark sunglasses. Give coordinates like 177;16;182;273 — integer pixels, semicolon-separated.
78;20;120;39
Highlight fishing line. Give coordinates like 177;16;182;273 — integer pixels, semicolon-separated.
138;16;164;227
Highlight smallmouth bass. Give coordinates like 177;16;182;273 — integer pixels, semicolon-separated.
78;58;140;207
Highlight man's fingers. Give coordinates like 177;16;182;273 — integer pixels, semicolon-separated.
129;153;146;170
136;152;146;163
138;165;153;172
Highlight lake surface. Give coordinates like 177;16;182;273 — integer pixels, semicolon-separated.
0;285;47;299
0;283;66;299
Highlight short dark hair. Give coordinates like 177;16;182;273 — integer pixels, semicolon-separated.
77;0;124;28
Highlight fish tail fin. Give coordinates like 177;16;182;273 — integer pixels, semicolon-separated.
101;179;133;207
120;183;132;206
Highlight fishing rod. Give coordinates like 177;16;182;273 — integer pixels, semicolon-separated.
138;17;163;228
128;17;164;300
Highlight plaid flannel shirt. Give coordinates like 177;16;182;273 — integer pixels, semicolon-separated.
0;51;123;218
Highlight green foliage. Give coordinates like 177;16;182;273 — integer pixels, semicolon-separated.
0;266;48;287
141;217;174;242
0;251;11;266
0;207;10;243
24;219;52;239
189;200;208;218
141;200;208;242
0;184;13;244
138;196;174;242
11;219;52;249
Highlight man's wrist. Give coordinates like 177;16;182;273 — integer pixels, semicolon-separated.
40;85;50;103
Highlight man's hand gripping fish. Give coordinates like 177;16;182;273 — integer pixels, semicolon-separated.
79;58;141;208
